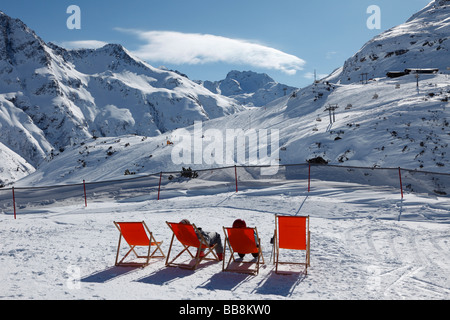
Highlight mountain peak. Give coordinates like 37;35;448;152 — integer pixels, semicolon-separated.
224;70;275;92
197;70;297;107
0;10;43;41
226;69;274;81
325;0;449;84
51;40;156;76
95;43;131;57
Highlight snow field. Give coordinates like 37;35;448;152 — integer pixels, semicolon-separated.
1;179;449;300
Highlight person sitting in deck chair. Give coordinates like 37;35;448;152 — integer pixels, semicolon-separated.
232;219;259;259
180;219;223;261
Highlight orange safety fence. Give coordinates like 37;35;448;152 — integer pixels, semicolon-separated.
1;163;449;218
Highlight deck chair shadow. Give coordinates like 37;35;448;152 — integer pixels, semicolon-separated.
273;215;310;275
113;221;165;268
222;226;264;275
165;221;219;270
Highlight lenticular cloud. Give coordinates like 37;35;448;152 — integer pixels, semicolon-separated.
118;29;305;75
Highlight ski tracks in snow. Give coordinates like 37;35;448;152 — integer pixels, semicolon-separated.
343;221;450;299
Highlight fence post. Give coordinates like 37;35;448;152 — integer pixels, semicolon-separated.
83;180;87;207
12;187;16;219
308;163;311;192
398;167;404;199
157;172;162;200
235;165;238;193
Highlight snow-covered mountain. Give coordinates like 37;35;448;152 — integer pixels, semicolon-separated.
326;0;450;84
6;0;450;189
196;70;298;107
16;69;449;188
0;10;243;185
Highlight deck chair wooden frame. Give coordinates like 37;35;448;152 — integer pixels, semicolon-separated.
273;215;310;275
165;221;219;270
114;221;165;268
222;226;264;275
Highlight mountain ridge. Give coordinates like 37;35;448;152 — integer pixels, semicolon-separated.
0;10;250;185
195;70;298;107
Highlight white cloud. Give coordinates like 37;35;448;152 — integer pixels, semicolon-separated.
116;29;305;75
60;40;108;49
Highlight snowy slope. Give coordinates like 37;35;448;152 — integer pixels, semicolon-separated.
0;141;34;187
0;94;52;167
1;179;449;300
196;70;298;107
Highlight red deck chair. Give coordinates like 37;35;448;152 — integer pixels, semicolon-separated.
273;215;310;274
165;221;219;270
114;221;165;268
222;226;264;275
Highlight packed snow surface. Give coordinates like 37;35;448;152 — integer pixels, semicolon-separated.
1;178;449;300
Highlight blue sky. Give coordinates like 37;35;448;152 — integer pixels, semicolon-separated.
1;0;431;88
